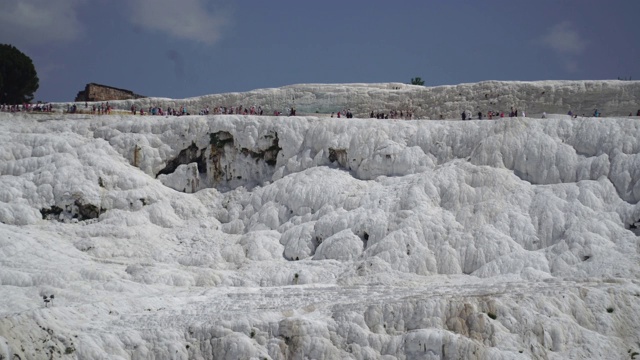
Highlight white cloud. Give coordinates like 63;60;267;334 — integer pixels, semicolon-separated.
129;0;229;45
541;21;587;56
0;0;86;45
540;21;587;73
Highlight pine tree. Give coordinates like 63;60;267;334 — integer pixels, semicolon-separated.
0;44;39;104
410;77;425;86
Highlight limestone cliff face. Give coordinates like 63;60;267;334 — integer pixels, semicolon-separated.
74;83;145;102
96;80;640;119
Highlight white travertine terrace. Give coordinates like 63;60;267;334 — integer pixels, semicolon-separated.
1;81;640;359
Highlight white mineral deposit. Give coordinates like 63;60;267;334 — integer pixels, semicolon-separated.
1;81;639;359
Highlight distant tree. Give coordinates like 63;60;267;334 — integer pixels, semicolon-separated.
0;44;39;104
410;77;425;86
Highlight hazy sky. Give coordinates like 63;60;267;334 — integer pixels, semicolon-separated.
1;0;638;102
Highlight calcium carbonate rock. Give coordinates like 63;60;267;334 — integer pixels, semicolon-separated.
313;229;364;261
1;81;640;360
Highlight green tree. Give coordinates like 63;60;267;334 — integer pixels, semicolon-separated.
410;77;425;86
0;44;39;104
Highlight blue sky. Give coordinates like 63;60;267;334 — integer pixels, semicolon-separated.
1;0;638;102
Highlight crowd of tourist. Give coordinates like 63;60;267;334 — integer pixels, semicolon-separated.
61;102;113;114
461;107;525;120
3;101;640;120
130;105;187;116
368;109;413;119
0;103;53;112
89;102;112;114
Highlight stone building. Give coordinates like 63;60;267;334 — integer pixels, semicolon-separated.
75;83;145;102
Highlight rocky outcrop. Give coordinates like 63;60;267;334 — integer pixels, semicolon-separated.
155;131;282;192
74;83;145;102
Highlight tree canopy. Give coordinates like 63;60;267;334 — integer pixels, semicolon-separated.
0;44;39;104
410;77;425;86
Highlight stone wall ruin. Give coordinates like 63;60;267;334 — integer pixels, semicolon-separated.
75;83;146;102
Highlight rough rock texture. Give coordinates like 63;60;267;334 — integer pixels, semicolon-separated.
1;81;640;359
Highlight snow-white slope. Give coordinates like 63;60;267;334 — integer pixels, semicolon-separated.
1;82;640;359
59;80;640;119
